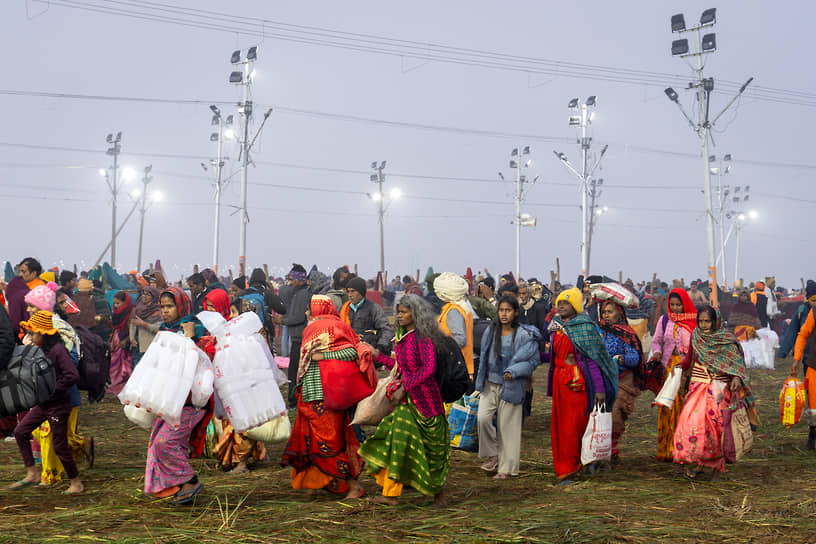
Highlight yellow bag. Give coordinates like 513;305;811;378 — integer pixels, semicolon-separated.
245;413;291;442
779;377;806;428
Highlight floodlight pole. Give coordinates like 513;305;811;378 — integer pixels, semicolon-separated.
733;220;743;286
213;115;225;274
515;146;522;280
238;60;251;278
136;166;152;272
104;133;122;268
580;105;589;278
374;162;386;276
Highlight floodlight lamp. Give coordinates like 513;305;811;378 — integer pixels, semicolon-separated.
734;186;741;192
724;165;731;174
724;154;732;161
371;192;382;201
380;161;387;169
703;77;715;92
370;174;378;182
498;172;505;180
229;71;243;84
709;167;719;175
672;39;689;56
522;146;531;155
130;188;141;199
371;161;378;169
246;46;258;61
708;154;716;162
745;185;751;192
701;33;716;52
510;148;518;157
595;208;603;216
737;213;746;222
664;87;679;102
389;188;401;199
748;210;758;219
98;168;107;177
225;115;234;125
700;8;716;26
121;167;136;181
509;160;518;168
211;115;219;126
151;190;163;202
585;96;596;106
525;159;532;167
230;50;241;64
145;165;152;174
115;132;122;142
210;105;220;115
210;133;219;142
670;13;686;32
224;128;235;140
744;194;750;202
106;133;113;143
569;116;581;126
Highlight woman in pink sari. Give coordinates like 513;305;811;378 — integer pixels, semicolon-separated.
108;291;134;395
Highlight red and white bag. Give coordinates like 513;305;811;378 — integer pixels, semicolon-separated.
581;402;612;465
590;282;639;309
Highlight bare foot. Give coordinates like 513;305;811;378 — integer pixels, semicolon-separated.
344;481;365;500
10;467;41;488
370;496;399;506
65;478;84;494
230;464;250;474
432;491;447;507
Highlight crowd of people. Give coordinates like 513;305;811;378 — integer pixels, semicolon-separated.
0;256;813;504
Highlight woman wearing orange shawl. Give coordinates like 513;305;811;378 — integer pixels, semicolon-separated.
648;288;698;461
281;295;373;499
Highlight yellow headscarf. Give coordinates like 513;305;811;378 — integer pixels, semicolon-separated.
555;287;583;315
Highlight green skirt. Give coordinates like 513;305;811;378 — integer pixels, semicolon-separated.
358;399;450;496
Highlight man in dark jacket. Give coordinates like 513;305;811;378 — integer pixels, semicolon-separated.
281;264;310;407
518;281;550;343
188;273;210;315
342;276;394;357
201;268;228;294
0;305;14;368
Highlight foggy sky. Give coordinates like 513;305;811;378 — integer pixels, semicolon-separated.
1;0;813;288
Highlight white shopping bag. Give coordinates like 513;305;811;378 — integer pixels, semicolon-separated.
580;402;612;465
652;366;683;408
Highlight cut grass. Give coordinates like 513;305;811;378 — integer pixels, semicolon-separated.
0;359;814;543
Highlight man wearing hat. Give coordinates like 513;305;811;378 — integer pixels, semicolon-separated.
791;281;816;448
340;276;394;360
5;258;45;336
281;264;310;407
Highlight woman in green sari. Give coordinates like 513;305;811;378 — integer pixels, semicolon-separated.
361;294;450;506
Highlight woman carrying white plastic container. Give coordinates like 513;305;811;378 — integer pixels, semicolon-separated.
143;287;211;505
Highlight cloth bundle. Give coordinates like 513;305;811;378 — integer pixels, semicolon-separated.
590;282;639;309
198;311;288;433
119;331;213;427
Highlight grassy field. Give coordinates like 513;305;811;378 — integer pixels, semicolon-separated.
0;359;814;544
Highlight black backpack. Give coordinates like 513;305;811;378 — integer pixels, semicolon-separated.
74;325;111;403
0;345;56;416
434;335;471;403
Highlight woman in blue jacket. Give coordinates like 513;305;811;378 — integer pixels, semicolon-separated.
474;295;541;479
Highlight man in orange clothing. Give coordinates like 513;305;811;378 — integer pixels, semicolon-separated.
433;272;475;378
791;281;816;449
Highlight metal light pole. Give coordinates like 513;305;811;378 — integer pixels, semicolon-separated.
229;47;259;277
554;97;605;279
711;154;732;287
208;106;232;274
507;146;532;279
104;132;122;268
666;9;753;306
136;165;153;272
371;161;387;275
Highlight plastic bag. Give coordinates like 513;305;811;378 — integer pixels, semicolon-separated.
124;404;156;431
580;402;612;465
653;366;682;408
351;371;396;426
190;356;215;408
448;395;479;451
780;377;806;428
245;413;291;442
590;282;639;309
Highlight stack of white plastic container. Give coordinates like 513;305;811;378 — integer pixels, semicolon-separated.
198;311;287;433
119;330;214;427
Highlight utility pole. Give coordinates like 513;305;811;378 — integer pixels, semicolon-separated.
104;132;122;268
666;9;753;307
711;154;732;288
371;161;387;276
229;47;259;277
554;97;605;279
208;105;233;274
586;178;607;270
507;146;533;279
136;165;153;272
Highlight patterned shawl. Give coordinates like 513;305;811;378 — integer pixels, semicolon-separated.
554;312;619;404
135;286;161;322
298;295;375;385
667;288;698;333
690;316;754;406
599;300;643;360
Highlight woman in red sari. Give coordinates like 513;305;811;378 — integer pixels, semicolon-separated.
108;291;134;395
281;295;374;499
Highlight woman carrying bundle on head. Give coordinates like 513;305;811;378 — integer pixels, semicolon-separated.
143;287;211;506
359;294;450;506
649;288;697;462
281;295;369;499
673;305;756;479
11;311;84;494
598;299;643;466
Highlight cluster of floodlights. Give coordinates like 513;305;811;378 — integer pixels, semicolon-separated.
671;8;717;56
209;105;235;142
229;46;258;84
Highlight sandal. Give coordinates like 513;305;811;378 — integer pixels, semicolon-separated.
684;466;703;479
479;456;499;472
9;479;37;490
172;483;204;505
492;473;509;480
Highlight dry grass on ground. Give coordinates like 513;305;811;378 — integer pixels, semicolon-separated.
0;360;814;543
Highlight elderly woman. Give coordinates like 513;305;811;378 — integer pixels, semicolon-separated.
361;294;450;506
674;305;756;479
281;295;371;499
728;290;761;342
129;286;162;367
598;299;643;465
547;288;618;483
434;272;475;379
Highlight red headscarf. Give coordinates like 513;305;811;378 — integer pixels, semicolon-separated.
112;293;134;336
203;289;231;319
667;288;698;333
160;287;192;319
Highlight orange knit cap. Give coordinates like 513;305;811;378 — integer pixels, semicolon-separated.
20;310;59;336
